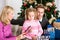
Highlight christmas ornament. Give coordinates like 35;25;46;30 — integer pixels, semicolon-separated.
28;0;35;4
30;5;33;8
54;10;56;14
46;2;53;7
37;4;43;6
52;2;55;6
23;2;27;6
51;14;54;18
35;1;37;5
47;8;50;12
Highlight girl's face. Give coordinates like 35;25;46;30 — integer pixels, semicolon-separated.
8;11;14;21
28;11;35;20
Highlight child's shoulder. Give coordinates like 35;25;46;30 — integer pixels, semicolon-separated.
24;20;30;23
34;20;40;24
35;20;39;22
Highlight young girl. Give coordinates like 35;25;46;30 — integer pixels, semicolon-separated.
22;8;43;40
0;6;25;40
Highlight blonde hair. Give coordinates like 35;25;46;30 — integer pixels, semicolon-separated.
0;6;14;25
25;8;38;20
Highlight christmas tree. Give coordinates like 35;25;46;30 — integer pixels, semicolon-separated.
18;0;59;20
18;0;37;19
36;0;59;19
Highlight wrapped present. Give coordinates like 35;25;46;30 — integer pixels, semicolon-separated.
54;19;60;39
47;24;55;38
53;19;60;29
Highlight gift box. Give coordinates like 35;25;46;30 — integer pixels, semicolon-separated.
53;19;60;29
55;19;60;38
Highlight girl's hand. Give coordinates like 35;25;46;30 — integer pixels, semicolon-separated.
19;34;25;39
16;34;25;40
32;35;37;40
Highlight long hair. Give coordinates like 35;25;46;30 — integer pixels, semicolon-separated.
0;6;14;25
25;8;38;20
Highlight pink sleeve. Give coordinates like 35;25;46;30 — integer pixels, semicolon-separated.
22;21;29;33
4;37;16;40
38;21;43;36
0;22;16;40
0;22;4;40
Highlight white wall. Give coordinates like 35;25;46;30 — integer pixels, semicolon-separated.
5;0;22;35
55;0;60;17
0;0;60;18
0;0;22;19
0;0;5;14
55;0;60;10
6;0;22;19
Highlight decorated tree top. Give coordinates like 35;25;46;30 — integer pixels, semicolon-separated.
18;0;37;19
18;0;59;20
36;0;59;19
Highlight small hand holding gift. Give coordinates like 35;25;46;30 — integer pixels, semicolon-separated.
32;35;37;40
53;22;60;29
16;33;25;40
50;18;60;29
19;33;26;39
21;26;32;40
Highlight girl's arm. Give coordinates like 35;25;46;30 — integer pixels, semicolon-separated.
22;21;29;33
